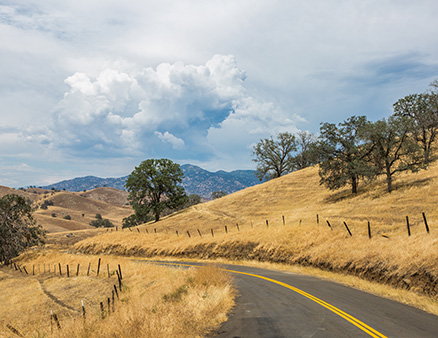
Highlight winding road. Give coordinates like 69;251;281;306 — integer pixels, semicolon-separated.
145;260;438;338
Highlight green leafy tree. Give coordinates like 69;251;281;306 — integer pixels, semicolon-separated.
393;91;438;164
290;131;320;170
252;132;297;181
0;194;45;265
318;116;374;194
185;194;202;207
365;116;425;193
211;191;227;199
125;159;187;223
90;219;114;228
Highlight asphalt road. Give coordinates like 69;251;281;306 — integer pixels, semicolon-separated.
144;261;438;338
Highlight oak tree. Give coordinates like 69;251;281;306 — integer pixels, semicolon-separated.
125;159;187;223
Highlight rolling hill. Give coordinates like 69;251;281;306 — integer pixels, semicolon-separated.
75;161;438;309
0;186;132;233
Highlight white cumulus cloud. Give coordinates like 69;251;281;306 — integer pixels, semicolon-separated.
26;55;300;164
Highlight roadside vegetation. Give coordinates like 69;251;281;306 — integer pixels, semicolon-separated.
0;251;234;337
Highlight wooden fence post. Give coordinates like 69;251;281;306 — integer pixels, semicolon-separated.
118;264;122;280
224;225;228;234
406;216;411;236
266;220;269;227
81;300;86;319
87;262;91;276
187;230;191;238
97;258;101;276
211;228;214;237
113;285;119;299
137;228;140;233
112;290;115;311
282;216;285;225
67;264;70;277
368;221;372;239
197;229;202;237
326;220;332;230
343;221;352;237
107;264;110;278
58;263;62;276
77;264;80;276
422;212;430;234
317;214;319;225
236;223;240;231
176;230;179;236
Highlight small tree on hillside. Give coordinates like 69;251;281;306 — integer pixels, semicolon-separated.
211;191;227;199
393;92;438;164
318;116;374;194
289;131;320;170
252;132;297;181
125;159;187;223
364;116;425;192
0;194;46;265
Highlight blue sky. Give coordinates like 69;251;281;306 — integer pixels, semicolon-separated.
1;0;438;187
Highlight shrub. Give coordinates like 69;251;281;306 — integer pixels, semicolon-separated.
95;213;102;220
90;218;114;228
63;215;71;220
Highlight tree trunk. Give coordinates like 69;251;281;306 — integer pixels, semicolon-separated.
351;175;358;194
386;172;393;193
154;212;160;222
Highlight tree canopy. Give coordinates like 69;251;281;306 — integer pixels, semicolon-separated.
318;116;374;194
0;194;45;265
364;115;424;192
125;159;187;223
252;132;297;181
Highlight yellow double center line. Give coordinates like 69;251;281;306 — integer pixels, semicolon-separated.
143;261;388;338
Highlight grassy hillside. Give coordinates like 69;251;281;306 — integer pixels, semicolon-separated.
2;251;234;337
0;187;132;233
75;162;438;311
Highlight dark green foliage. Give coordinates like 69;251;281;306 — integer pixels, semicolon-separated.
63;215;71;220
125;159;187;223
40;199;54;210
211;191;227;199
89;219;114;228
364;116;425;192
51;213;56;217
95;213;102;220
0;194;46;265
184;194;202;207
289;131;320;170
393;91;438;164
252;132;297;181
318;116;374;194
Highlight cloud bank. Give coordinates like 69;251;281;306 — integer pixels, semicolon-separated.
26;55;298;166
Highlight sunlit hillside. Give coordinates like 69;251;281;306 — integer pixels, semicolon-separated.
0;187;132;233
76;161;438;310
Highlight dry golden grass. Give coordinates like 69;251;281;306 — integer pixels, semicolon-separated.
72;161;438;314
0;251;235;338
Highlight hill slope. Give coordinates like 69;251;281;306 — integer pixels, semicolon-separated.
76;162;438;305
0;186;132;233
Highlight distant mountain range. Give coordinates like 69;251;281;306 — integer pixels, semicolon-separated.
40;164;260;199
